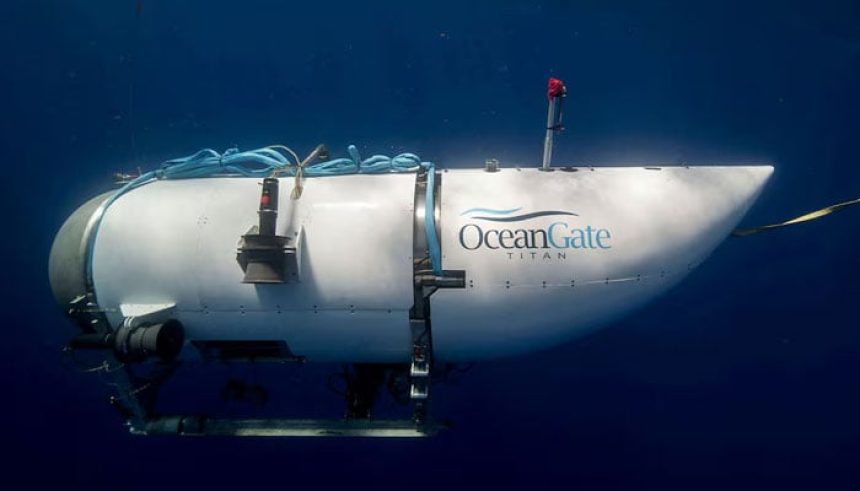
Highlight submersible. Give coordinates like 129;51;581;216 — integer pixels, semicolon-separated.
48;79;774;437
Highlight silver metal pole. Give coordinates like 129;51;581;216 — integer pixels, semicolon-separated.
542;97;559;170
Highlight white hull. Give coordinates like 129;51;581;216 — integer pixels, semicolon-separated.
62;165;772;362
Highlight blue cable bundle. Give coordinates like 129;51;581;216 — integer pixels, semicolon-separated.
102;144;434;212
85;144;442;285
113;144;426;197
303;145;425;176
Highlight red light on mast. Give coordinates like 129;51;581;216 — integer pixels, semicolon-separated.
547;77;566;100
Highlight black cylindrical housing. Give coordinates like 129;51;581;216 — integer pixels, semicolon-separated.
114;319;185;363
68;332;113;350
258;178;279;236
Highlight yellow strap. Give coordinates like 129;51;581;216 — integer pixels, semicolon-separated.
733;198;860;237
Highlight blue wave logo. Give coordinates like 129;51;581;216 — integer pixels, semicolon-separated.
460;207;578;223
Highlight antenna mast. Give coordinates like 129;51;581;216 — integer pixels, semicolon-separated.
541;77;567;170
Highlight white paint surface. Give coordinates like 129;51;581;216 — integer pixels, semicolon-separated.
91;166;772;362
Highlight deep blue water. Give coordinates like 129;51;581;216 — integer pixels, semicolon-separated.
3;0;860;488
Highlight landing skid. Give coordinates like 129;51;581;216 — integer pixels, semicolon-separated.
140;417;443;438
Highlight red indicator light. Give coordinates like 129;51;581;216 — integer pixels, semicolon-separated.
547;77;566;100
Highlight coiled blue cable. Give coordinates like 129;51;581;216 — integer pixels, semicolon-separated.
84;144;443;288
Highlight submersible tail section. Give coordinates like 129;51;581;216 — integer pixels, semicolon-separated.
50;143;474;435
